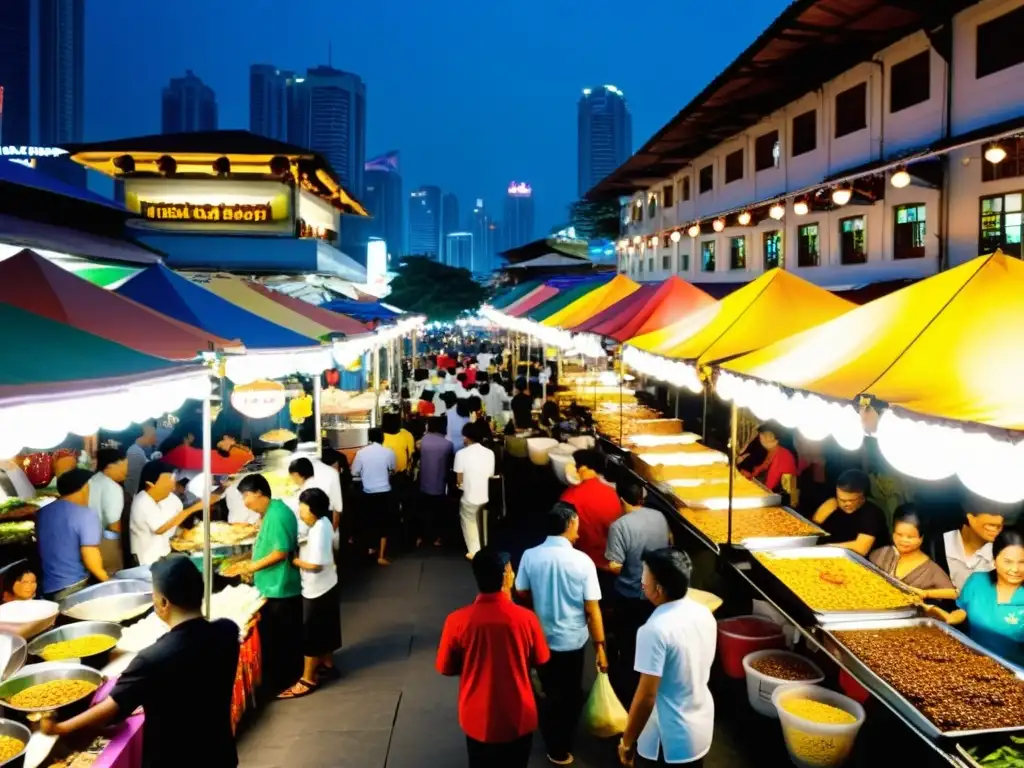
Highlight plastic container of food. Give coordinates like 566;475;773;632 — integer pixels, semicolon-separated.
548;445;577;485
717;615;786;679
0;601;58;638
772;684;865;768
526;438;559;466
0;718;30;767
505;436;528;459
742;650;825;718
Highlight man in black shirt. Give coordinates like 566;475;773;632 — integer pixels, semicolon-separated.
510;377;533;430
43;555;240;768
812;469;890;557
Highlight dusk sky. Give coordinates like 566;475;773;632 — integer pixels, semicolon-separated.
85;0;788;238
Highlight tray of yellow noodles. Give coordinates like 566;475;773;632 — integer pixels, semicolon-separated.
0;664;103;714
28;622;122;667
668;474;780;510
681;507;823;548
751;547;920;622
170;522;259;552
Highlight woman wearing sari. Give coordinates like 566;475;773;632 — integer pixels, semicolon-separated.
869;504;957;601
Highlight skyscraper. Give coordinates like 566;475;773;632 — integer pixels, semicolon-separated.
504;182;535;251
468;199;495;274
408;185;441;260
288;66;366;194
37;0;84;146
577;85;632;198
445;232;474;271
0;1;32;145
249;64;291;141
442;192;460;244
162;71;217;134
363;151;404;256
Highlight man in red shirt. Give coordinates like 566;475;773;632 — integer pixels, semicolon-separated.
561;449;623;590
437;548;550;768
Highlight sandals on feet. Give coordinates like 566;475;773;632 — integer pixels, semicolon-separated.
277;679;318;699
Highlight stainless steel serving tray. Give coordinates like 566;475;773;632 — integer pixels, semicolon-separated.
819;617;1024;739
59;579;152;623
729;506;826;550
747;546;920;622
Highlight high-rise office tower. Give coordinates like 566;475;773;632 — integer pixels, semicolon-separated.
38;0;84;145
288;66;366;194
468;198;494;274
0;1;32;145
442;192;460;245
162;71;217;134
249;64;291;141
577;85;632;198
363;151;404;256
445;232;474;271
408;185;442;260
504;181;535;251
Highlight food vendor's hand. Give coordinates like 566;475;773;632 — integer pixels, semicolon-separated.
595;644;609;673
39;716;60;736
617;739;635;767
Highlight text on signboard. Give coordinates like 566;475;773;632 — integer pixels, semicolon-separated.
141;201;273;222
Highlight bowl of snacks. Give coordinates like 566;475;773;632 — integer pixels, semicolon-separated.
0;664;104;722
58;580;152;625
26;622;121;670
0;601;58;639
742;650;825;718
0;718;30;766
772;683;865;768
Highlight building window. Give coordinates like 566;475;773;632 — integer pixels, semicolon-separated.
839;216;867;264
680;252;690;272
647;194;658;219
638;256;644;274
663;184;674;208
791;110;817;157
680;176;691;202
977;5;1024;79
701;241;716;272
982;138;1024;182
725;149;744;184
729;236;746;269
980;193;1023;258
894;204;926;259
648;257;654;272
763;230;783;269
698;165;714;195
632;200;643;222
662;255;671;270
755;131;780;172
890;50;930;113
835;83;867;137
797;224;820;267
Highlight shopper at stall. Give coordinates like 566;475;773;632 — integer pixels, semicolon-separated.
419;417;454;547
560;449;623;585
515;502;607;766
161;425;253;475
476;343;494;372
438;548;549;768
510;378;533;430
129;461;209;567
237;473;302;697
353;428;398;565
454;421;495;560
927;530;1024;666
618;548;716;768
1;563;37;602
279;488;341;699
447;398;473;446
481;381;511;426
869;504;957;601
812;469;890;557
418;390;437;416
605;480;671;702
932;499;1007;592
382;412;416;474
88;447;129;575
467;396;493;442
37;468;108;600
41;555;241;768
740;424;797;495
124;420;158;497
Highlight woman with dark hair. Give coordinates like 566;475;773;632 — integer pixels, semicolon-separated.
869;504;956;600
739;424;796;494
1;563;37;602
929;529;1024;666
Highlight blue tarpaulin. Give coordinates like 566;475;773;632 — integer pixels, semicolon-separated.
116;264;317;349
320;298;399;323
0;160;125;210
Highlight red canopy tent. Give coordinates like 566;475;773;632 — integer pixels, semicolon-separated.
580;276;716;342
244;280;369;336
571;283;660;334
504;284;559;317
0;249;240;359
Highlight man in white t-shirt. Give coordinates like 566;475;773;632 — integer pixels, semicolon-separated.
129;461;207;567
619;548;716;767
453;422;495;560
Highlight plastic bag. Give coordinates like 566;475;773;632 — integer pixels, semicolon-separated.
583;671;628;738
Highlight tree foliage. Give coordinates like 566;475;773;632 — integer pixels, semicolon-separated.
568;198;622;241
387;256;489;321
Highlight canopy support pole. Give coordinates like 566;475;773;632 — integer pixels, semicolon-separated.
702;386;708;440
314;375;323;456
727;402;737;548
411;330;418;371
396;335;404;409
202;390;213;620
674;388;680;419
372;345;381;427
618;348;624;446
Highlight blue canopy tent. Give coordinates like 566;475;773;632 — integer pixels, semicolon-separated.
320;298;399;324
116;264;317;349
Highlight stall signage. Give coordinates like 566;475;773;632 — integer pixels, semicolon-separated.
231;380;286;419
141;201;273;223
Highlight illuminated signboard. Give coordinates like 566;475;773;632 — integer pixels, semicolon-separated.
507;181;532;197
0;146;68;158
141;201;273;223
231;380;286;419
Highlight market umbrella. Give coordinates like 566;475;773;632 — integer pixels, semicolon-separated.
627;268;854;365
721;251;1024;430
524;276;612;322
117;264;318;350
244;280;369;336
540;274;640;329
0;249;241;360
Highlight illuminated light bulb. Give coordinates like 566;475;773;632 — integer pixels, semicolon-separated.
649;237;659;248
890;168;911;189
737;211;752;226
831;186;852;206
687;224;700;237
627;246;635;256
670;230;682;243
875;411;957;482
793;199;809;216
769;202;785;220
712;218;725;232
633;235;642;245
619;239;630;248
985;144;1008;164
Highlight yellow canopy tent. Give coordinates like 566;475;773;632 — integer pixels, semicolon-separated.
541;274;640;329
722;252;1024;431
627;269;854;365
195;274;333;341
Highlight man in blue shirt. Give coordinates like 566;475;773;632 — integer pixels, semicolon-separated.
37;469;110;600
515;502;607;766
353;428;397;566
418;417;454;547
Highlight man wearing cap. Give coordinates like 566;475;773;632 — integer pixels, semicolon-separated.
42;555;241;768
36;468;110;601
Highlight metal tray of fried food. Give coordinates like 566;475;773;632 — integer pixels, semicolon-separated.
819;617;1024;739
670;499;823;550
747;546;921;622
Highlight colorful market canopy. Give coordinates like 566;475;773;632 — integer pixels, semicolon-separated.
245;281;368;336
524;276;611;322
117;265;318;349
320;298;399;324
492;280;543;309
541;274;639;329
572;283;660;334
194;274;334;340
581;276;716;342
504;284;559;317
0;249;240;360
722;252;1024;430
629;269;854;364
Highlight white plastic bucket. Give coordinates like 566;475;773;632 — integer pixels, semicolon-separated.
772;684;865;768
548;445;578;485
742;650;825;718
527;437;559;466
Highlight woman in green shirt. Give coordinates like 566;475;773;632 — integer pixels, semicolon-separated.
238;474;302;698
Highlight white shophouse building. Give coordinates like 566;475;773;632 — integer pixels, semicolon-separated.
593;0;1024;292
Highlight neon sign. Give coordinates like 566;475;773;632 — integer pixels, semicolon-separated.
1;146;67;158
141;201;273;223
507;181;532;196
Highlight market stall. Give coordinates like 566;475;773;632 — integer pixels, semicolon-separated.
571;275;715;342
